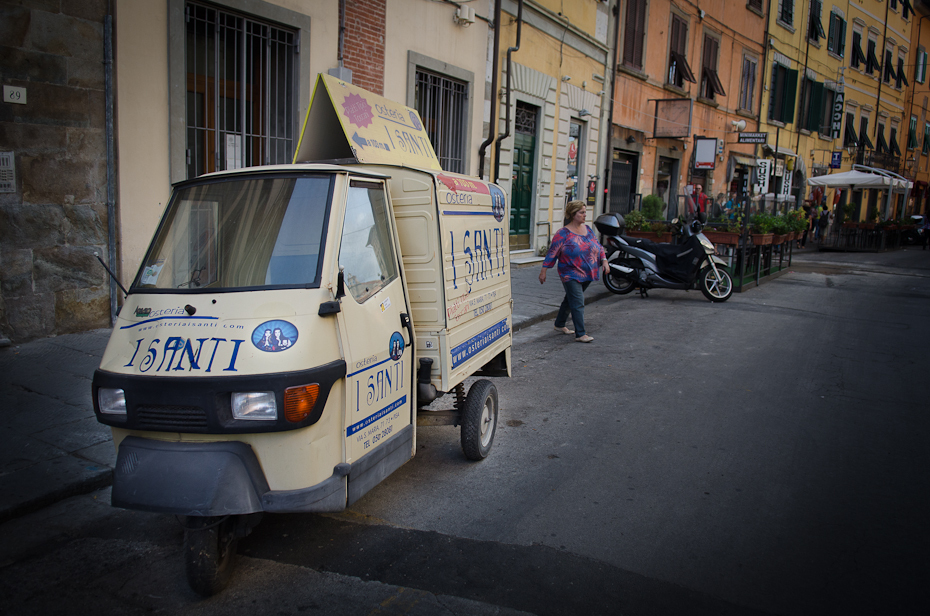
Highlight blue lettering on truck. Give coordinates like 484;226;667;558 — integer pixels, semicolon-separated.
450;319;510;368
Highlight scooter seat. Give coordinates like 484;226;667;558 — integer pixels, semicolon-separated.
621;235;681;259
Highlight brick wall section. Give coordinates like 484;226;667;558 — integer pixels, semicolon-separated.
0;1;111;342
343;0;386;95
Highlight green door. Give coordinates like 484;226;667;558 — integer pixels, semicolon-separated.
511;132;535;249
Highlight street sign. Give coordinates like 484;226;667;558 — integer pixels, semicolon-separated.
738;132;768;144
830;151;842;168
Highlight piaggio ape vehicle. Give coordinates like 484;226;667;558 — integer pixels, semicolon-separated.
92;74;512;595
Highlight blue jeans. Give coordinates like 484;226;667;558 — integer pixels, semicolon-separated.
555;279;591;337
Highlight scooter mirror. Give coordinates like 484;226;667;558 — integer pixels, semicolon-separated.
698;211;707;224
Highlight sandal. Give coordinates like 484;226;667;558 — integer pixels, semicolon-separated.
554;326;574;335
575;335;594;343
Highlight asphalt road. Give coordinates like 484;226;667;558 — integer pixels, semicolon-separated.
2;249;928;615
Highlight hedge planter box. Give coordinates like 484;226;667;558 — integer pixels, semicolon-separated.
626;230;673;243
751;233;773;246
704;231;740;246
771;234;788;245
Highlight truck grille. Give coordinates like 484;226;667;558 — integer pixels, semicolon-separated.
136;405;208;431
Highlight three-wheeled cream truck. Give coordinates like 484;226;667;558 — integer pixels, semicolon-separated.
91;75;512;595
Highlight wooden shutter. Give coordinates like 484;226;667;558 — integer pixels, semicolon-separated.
623;0;645;70
783;68;798;124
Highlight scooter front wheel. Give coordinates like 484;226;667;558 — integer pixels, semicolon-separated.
184;515;239;596
604;258;637;295
699;265;733;302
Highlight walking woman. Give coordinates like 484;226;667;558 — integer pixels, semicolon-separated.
538;200;609;343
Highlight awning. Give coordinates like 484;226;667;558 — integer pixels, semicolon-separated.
731;155;756;167
762;144;797;157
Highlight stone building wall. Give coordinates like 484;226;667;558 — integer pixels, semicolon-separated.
0;0;112;343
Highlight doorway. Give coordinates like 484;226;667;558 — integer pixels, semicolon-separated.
511;101;538;250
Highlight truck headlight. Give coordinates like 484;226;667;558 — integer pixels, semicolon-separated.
232;392;277;420
98;388;127;414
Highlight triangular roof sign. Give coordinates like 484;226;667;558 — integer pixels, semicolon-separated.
293;74;441;171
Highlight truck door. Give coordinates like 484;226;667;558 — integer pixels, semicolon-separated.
337;179;413;468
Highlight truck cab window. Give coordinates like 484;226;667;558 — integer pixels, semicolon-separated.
339;182;397;303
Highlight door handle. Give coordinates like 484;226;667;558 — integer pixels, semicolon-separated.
400;313;413;346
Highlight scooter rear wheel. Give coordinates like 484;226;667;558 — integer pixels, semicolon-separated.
604;258;637;295
699;265;733;302
184;515;238;597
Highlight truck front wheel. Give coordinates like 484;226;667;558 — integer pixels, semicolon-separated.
184;515;238;596
461;379;498;460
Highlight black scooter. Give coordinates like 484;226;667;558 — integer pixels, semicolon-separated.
594;212;733;302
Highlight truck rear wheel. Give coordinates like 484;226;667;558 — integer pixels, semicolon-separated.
461;379;498;460
184;515;238;597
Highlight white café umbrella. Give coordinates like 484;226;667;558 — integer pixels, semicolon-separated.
807;165;912;218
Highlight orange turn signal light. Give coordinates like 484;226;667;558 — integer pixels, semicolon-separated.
284;384;320;423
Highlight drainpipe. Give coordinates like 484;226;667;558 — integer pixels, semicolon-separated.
478;0;502;181
876;0;891;218
601;0;622;214
104;9;118;323
494;0;523;184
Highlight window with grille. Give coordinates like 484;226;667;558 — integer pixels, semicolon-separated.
515;101;537;135
184;2;297;179
415;69;468;174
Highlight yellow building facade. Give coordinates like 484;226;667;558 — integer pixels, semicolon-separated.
761;0;915;221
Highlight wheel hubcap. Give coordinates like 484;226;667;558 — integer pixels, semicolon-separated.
480;399;494;446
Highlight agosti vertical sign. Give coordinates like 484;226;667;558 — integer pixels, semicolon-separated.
293;74;441;170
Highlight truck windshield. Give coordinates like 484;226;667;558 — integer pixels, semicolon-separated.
134;175;332;291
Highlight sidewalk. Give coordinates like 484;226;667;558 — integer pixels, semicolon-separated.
0;259;611;522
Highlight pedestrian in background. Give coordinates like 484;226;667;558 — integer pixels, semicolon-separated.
539;200;608;343
922;215;930;250
817;206;829;242
798;205;813;249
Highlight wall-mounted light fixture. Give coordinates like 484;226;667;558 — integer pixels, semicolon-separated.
579;109;591;117
561;75;571;81
625;135;636;144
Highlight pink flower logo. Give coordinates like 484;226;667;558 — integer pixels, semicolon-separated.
342;93;373;128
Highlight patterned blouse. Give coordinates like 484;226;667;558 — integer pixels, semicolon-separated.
542;226;607;283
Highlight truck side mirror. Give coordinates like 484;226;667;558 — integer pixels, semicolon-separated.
336;268;346;300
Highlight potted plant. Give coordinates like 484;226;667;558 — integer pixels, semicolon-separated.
749;212;775;245
771;215;789;245
703;216;741;246
786;208;808;239
649;220;673;243
641;194;665;221
624;209;646;232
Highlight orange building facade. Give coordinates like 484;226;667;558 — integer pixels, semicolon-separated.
607;0;768;218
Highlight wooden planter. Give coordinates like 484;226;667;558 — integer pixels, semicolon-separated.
703;231;740;246
771;234;787;245
787;231;796;241
751;233;773;246
626;230;672;243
